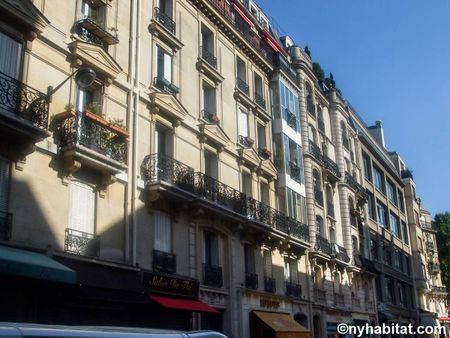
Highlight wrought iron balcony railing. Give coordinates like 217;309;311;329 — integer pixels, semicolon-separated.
288;161;303;183
73;18;118;49
0;211;12;241
315;235;332;256
283;108;297;131
264;276;276;293
314;286;327;304
0;71;49;129
153;249;176;274
331;243;350;263
255;92;266;110
431;286;447;293
236;77;250;96
323;155;341;179
203;264;223;288
154;7;176;34
60;111;128;163
309;141;323;163
200;46;217;69
64;228;100;257
239;135;254;148
285;281;301;298
258;147;271;160
154;76;179;94
318;118;325;133
345;173;368;200
314;189;324;207
245;272;258;290
202;109;220;124
426;241;435;252
422;221;438;232
327;201;335;218
141;153;310;243
334;293;345;307
274;53;298;85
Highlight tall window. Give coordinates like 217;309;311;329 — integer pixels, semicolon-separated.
263;250;272;277
402;221;409;244
204;151;218;179
317;106;325;133
316;215;323;236
313;169;323;206
155;0;173;18
376;200;387;228
153;211;172;253
370;237;378;260
305;83;314;116
76;81;103;113
287;189;307;224
244;244;255;275
341;121;349;150
390;213;400;237
362;152;372;180
202;81;216;116
242;171;252;197
257;124;266;149
204;231;219;267
239;109;249;139
201;24;214;55
68;180;96;235
280;82;299;130
326;186;334;218
155;124;172;155
385;277;394;304
398;190;405;212
260;182;270;205
0;157;10;223
387;180;397;205
156;46;172;83
373;166;384;193
308;125;317;144
81;0;104;23
254;73;263;98
284;257;298;283
0;31;22;79
236;56;246;83
366;190;376;220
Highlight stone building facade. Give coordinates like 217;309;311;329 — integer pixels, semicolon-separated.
0;0;446;337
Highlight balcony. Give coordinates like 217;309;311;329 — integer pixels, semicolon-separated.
258;147;272;160
234;78;255;109
203;264;223;288
73;18;119;50
431;286;447;295
255;93;266;110
0;72;50;148
331;244;350;263
202;109;220;124
197;46;223;84
236;77;250;96
64;228;100;257
323;155;341;180
141;154;310;244
149;7;183;51
314;189;324;207
264;276;276;293
239;135;255;148
58;110;128;176
334;293;345;307
345;173;368;201
200;46;217;69
309;141;323;164
153;7;176;34
285;281;301;298
282;108;297;131
314;287;327;305
245;272;258;290
288;161;303;184
153;249;176;274
422;221;438;232
314;235;332;256
0;211;12;241
154;77;179;95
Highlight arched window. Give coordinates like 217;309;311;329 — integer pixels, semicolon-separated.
305;83;315;117
326;186;334;218
308;124;317;144
341;120;349;149
313;169;323;206
316;215;323;236
317;106;325;133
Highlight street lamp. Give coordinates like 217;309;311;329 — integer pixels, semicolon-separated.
47;67;96;102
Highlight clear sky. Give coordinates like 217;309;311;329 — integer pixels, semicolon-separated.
257;0;450;216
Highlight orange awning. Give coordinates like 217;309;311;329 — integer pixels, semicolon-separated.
150;295;219;313
251;311;311;338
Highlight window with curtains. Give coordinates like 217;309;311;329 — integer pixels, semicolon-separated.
202;81;216;116
244;244;255;274
284;257;298;283
287;188;307;224
242;171;252;197
0;31;23;79
155;0;173;18
0;157;10;215
260;181;270;205
280;81;299;130
204;151;218;179
263;249;272;277
204;231;220;267
68;180;96;235
153;211;172;253
376;200;388;228
239;108;249;138
156;46;172;83
76;80;103;114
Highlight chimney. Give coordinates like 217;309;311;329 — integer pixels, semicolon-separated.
368;120;385;148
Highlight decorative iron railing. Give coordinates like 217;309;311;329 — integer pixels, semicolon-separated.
334;293;345;307
200;46;217;69
264;276;276;293
0;211;12;241
245;272;258;290
153;249;176;274
315;235;332;256
154;7;176;34
64;228;100;257
59;111;128;163
331;243;350;263
73;18;118;49
314;287;327;304
323;155;341;179
309;141;323;163
283;108;297;130
285;281;301;298
345;173;368;200
239;135;254;148
142;154;310;242
255;92;266;110
288;161;303;183
202;109;220;124
154;76;179;94
236;77;249;96
0;71;49;129
203;264;223;287
258;147;271;160
431;285;447;293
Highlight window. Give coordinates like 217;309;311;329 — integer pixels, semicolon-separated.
254;73;263;98
280;82;299;130
305;83;314;116
260;182;270;205
204;231;219;267
398;190;405;212
313;170;323;206
68;180;96;235
362;152;372;180
376;200;387;228
287;188;307;224
404;254;411;275
201;24;214;55
384;245;392;266
204;151;218;179
326;186;334;218
398;283;406;307
385;278;394;303
76;81;103;113
257;123;266;149
316;215;323;236
370;238;378;260
153;211;172;253
393;248;402;270
156;0;173;18
349;196;357;227
317;106;325;133
402;221;409;244
284;257;298;283
308;125;317;144
236;56;246;83
329;227;336;244
155;124;172;155
239;109;249;139
387;180;397;205
244;244;255;274
81;0;104;24
373;166;384;193
366;190;376;220
0;31;22;79
341;121;349;150
156;46;172;83
284;135;304;184
242;171;252;197
390;213;400;237
263;250;272;277
202;81;216;116
0;157;10;223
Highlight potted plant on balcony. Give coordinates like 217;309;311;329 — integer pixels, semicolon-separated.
262;147;272;158
211;113;220;123
245;136;255;146
108;118;129;139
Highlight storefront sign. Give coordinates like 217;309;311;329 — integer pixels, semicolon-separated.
142;272;199;298
260;296;281;309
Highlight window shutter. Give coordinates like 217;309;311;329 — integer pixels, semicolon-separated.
153;211;172;253
0;157;10;213
69;180;95;234
0;32;22;79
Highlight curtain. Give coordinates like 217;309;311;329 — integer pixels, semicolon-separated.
239;109;248;137
153;211;172;253
69;180;96;234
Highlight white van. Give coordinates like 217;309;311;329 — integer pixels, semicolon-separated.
0;323;228;338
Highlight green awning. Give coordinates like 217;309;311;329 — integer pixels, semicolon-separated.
0;246;76;284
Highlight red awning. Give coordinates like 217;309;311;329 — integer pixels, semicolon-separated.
439;317;450;321
262;31;287;56
150;295;219;313
232;3;254;28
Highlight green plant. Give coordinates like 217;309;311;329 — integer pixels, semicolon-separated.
312;62;325;82
86;103;103;117
108;117;128;131
64;103;74;112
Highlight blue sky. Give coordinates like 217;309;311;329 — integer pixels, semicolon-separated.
257;0;450;216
